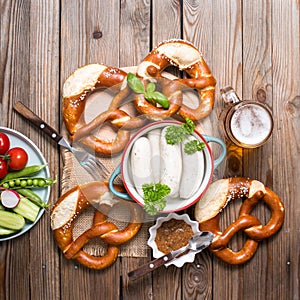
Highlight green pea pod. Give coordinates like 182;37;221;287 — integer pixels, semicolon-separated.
0;177;56;190
0;165;47;184
17;188;49;208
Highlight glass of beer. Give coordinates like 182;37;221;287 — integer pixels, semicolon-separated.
220;86;274;148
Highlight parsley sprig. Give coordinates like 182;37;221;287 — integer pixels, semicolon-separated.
184;139;205;154
127;73;170;109
142;183;171;215
165;118;195;145
165;118;205;155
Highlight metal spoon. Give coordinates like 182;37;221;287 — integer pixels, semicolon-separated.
128;231;214;281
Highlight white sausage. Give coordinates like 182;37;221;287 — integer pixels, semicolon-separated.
147;128;161;183
160;127;182;198
180;136;205;199
130;136;153;197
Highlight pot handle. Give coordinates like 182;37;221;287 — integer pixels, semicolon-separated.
202;135;227;169
108;164;133;200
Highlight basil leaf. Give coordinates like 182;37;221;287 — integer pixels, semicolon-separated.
146;91;170;108
146;82;156;93
127;73;145;94
144;91;156;105
127;73;170;109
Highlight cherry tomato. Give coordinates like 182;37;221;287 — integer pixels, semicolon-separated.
0;158;8;179
0;133;10;155
7;147;28;170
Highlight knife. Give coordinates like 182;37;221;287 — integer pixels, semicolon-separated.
13;101;109;179
127;231;214;281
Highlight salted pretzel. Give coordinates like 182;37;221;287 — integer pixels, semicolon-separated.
195;177;285;265
50;181;143;270
136;39;216;121
63;64;145;155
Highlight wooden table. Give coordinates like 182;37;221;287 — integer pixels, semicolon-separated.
1;1;299;299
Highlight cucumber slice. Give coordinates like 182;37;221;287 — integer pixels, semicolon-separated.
13;197;40;223
0;210;25;230
0;226;17;236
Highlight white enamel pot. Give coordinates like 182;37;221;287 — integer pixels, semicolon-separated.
109;120;226;213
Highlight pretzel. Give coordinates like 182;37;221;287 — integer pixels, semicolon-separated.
50;181;143;270
136;39;216;121
63;64;145;155
195;177;285;265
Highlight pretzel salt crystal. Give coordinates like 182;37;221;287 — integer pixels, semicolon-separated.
51;182;143;270
136;39;216;121
195;177;285;265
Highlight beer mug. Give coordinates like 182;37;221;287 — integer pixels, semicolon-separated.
220;86;273;148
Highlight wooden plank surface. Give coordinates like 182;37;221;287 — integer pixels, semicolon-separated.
1;1;61;300
119;1;153;299
0;0;299;299
60;2;122;300
271;1;300;299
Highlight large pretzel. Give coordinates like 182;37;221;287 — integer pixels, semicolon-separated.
136;39;216;121
63;64;145;155
195;177;285;265
50;181;143;270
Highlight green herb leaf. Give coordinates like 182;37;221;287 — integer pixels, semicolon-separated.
127;73;145;94
165;125;186;145
145;91;170;109
150;91;170;108
142;183;171;215
143;91;155;105
184;140;205;154
146;82;156;93
144;83;158;105
183;118;196;134
165;118;196;145
127;73;170;109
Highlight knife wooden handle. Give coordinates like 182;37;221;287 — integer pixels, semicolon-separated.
127;252;174;281
13;101;63;143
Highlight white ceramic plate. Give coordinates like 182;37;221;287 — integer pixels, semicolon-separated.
0;127;50;241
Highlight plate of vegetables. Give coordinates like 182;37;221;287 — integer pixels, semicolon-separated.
0;127;55;241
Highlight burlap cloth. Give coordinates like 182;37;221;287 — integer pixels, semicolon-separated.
60;139;153;258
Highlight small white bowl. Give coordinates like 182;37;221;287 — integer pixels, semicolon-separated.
147;212;201;267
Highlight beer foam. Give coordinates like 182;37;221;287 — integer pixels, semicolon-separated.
230;103;272;146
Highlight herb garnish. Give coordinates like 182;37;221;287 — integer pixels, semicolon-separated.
142;183;171;215
165;118;205;154
127;73;170;109
184;139;205;154
165;118;195;145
